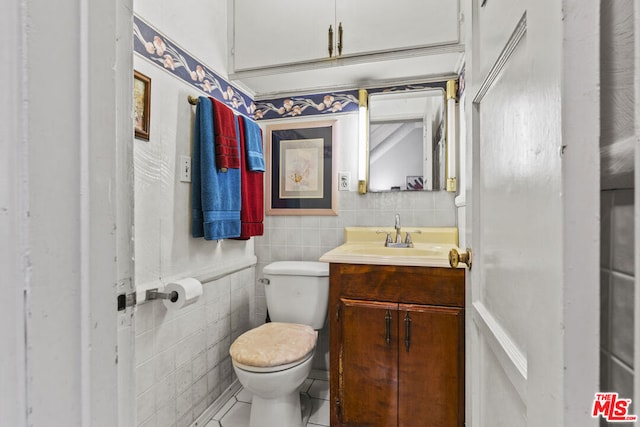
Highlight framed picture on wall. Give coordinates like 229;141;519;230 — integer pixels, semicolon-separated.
133;70;151;141
266;120;337;215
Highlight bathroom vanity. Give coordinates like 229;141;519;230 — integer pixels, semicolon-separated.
320;227;465;427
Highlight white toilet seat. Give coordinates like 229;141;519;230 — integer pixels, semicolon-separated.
232;349;314;373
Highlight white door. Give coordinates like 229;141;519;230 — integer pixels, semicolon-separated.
464;0;599;426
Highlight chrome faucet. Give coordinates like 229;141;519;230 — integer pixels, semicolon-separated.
378;214;417;247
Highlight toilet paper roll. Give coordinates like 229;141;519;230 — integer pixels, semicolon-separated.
163;277;203;311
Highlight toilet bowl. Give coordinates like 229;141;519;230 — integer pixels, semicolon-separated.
232;349;315;427
229;261;329;427
230;322;318;427
232;355;314;427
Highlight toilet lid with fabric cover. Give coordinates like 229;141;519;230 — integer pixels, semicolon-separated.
229;322;317;368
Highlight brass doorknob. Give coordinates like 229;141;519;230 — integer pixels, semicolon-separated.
449;248;472;269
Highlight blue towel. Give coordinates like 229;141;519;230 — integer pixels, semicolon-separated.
192;97;241;240
242;118;266;172
191;97;206;238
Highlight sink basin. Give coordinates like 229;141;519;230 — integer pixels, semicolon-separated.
341;244;449;258
319;227;461;268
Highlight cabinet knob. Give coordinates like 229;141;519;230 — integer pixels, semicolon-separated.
449;248;472;270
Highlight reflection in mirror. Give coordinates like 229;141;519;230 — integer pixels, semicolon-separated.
368;89;446;192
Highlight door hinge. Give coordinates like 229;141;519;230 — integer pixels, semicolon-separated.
117;292;136;311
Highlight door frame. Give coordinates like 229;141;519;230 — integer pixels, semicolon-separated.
634;0;640;409
558;2;601;423
0;1;135;425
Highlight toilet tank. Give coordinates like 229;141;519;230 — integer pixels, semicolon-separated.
263;261;329;329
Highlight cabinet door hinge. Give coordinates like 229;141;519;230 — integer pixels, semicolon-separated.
117;292;136;311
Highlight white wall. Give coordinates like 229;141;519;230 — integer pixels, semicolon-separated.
601;190;635;399
600;0;635;403
601;0;635;190
132;59;255;287
134;269;255;427
132;55;257;427
134;0;229;77
133;1;258;426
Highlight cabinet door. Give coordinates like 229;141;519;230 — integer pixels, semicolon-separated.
335;0;459;57
398;304;464;427
233;0;334;71
339;298;398;426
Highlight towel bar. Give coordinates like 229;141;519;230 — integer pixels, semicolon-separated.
188;95;198;105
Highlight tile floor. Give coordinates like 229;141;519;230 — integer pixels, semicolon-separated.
205;370;330;427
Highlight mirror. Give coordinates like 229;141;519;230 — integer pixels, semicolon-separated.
367;89;446;192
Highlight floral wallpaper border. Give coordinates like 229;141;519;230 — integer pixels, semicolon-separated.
255;82;448;121
133;15;256;116
254;90;359;120
133;15;459;121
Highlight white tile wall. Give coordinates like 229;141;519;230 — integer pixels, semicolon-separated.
601;189;634;400
135;268;255;427
132;53;259;426
600;0;635;412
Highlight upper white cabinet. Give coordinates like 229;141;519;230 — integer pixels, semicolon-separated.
232;0;460;72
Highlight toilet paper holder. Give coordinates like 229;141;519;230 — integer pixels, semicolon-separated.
146;288;179;303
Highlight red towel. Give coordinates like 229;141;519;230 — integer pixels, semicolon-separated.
232;116;264;240
210;98;240;170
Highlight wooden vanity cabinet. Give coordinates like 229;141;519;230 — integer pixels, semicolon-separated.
329;263;464;427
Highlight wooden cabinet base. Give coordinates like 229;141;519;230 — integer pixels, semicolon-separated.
329;264;465;427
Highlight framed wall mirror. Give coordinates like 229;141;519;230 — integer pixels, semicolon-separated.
367;89;446;192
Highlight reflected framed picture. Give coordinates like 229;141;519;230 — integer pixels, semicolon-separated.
406;176;424;190
133;70;151;141
266;120;337;215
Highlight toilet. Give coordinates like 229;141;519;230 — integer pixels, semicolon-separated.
229;261;329;427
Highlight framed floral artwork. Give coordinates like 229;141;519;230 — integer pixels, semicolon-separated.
133;70;151;141
266;120;337;215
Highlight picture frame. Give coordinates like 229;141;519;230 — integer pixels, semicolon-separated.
133;70;151;141
266;120;337;216
406;176;424;190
